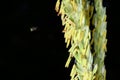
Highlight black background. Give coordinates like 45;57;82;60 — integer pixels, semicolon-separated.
0;0;119;80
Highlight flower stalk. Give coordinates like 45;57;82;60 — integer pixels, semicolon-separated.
55;0;107;80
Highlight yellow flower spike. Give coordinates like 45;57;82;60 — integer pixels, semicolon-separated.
92;0;107;79
55;0;107;80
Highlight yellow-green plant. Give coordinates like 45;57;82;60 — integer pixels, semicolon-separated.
92;0;107;79
55;0;107;80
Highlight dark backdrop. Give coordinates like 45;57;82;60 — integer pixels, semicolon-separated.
0;0;119;80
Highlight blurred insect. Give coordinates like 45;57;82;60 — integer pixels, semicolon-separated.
30;26;38;32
